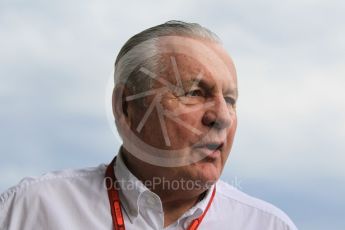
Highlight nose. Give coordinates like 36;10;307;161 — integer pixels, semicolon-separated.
202;96;234;130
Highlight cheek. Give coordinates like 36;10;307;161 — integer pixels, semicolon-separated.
179;112;203;128
225;116;238;149
131;108;167;147
162;98;204;144
165;112;203;147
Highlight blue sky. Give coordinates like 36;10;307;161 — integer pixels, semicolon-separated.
1;0;345;229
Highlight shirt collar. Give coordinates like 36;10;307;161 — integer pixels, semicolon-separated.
180;183;216;228
114;149;148;222
113;148;216;226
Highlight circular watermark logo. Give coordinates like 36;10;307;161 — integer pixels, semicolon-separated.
105;36;236;167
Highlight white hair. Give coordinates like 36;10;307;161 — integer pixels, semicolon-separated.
114;20;221;95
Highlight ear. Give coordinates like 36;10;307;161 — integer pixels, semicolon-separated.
112;84;131;127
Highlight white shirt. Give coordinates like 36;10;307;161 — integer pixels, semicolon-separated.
0;152;297;230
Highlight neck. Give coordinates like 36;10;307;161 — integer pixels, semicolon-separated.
121;148;207;227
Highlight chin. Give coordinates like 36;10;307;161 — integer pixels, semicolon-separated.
194;161;222;185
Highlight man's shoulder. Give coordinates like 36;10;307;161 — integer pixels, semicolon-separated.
0;164;107;208
215;179;290;218
215;179;297;230
0;165;111;229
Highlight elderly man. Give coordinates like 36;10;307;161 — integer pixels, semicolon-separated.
0;21;297;230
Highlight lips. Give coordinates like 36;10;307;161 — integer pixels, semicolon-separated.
195;142;224;150
194;142;224;159
205;143;223;151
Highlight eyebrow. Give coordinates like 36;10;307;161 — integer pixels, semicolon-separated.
181;77;213;91
225;87;239;99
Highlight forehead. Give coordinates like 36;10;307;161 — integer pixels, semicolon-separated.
155;36;237;93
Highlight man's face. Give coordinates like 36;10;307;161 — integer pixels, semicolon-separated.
125;36;238;184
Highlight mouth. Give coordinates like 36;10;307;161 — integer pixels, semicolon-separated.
194;142;224;160
205;143;223;151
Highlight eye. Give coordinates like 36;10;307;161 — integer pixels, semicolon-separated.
224;97;236;107
185;89;204;97
179;88;206;104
